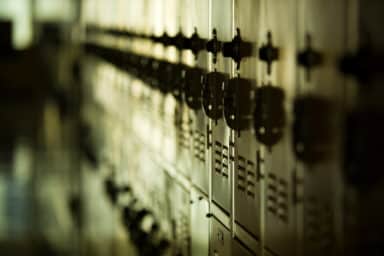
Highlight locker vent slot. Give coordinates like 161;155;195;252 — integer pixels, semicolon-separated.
178;118;190;149
214;141;222;175
246;160;256;198
193;129;205;163
237;156;256;198
267;173;289;222
213;141;229;179
175;211;190;255
222;145;229;178
304;197;334;251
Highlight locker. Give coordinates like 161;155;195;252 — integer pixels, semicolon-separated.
257;0;297;255
210;218;231;256
209;0;234;216
160;0;179;165
77;0;384;255
189;0;211;195
167;174;191;256
295;0;347;255
190;189;209;256
341;1;384;255
173;0;193;178
231;0;262;242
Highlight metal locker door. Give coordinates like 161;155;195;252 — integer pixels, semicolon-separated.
295;0;347;255
257;0;297;255
174;0;193;179
190;189;209;256
210;218;232;256
209;0;233;217
167;174;191;256
231;0;262;246
189;0;210;196
161;0;179;165
341;1;384;255
145;0;165;155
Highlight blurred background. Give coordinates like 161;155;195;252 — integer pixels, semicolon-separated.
0;0;87;255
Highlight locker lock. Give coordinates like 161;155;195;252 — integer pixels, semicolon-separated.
126;208;152;231
133;222;160;251
172;31;188;50
222;28;253;69
126;53;140;76
344;109;384;189
121;51;132;71
293;96;334;165
104;178;131;205
298;34;323;81
186;28;206;56
127;209;155;247
122;199;138;227
150;34;161;43
101;46;114;65
140;57;155;85
157;61;173;94
259;31;279;74
203;71;227;120
108;48;122;67
339;47;383;82
170;64;187;102
148;59;161;89
155;239;171;255
224;77;254;131
206;29;222;64
159;32;172;47
137;56;151;80
254;85;285;148
184;67;205;110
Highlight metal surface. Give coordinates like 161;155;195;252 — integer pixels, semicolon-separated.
296;0;347;255
209;0;233;217
232;0;262;245
256;1;297;255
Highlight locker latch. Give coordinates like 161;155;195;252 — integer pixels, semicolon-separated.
184;67;205;110
202;71;227;120
344;109;384;188
254;85;285;148
171;64;187;102
222;28;253;69
298;34;323;81
148;59;160;89
339;46;383;82
293;96;334;165
156;60;172;94
186;28;206;57
139;56;154;85
223;77;254;131
259;31;279;74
